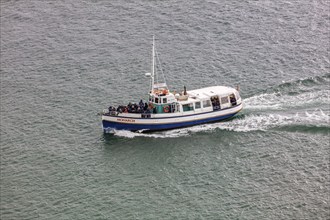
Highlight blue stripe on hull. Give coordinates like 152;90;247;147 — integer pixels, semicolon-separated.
102;113;237;132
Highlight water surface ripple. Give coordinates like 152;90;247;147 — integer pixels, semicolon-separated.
1;0;329;219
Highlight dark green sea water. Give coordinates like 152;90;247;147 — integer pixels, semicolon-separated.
1;0;329;219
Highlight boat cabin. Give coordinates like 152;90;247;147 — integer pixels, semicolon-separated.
148;85;241;114
185;86;241;112
149;83;178;113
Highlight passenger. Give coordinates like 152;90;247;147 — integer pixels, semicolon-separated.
214;97;219;106
230;96;237;105
148;101;154;110
144;103;148;111
109;106;114;115
116;106;121;113
131;105;136;113
124;107;128;113
139;100;144;108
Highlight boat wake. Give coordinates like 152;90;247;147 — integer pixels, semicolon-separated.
244;90;329;110
109;109;329;138
110;128;192;138
214;110;329;132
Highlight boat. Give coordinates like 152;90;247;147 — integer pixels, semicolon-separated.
102;36;243;132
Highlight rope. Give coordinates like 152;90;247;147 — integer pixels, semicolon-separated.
155;47;167;87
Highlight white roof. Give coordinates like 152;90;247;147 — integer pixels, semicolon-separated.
176;86;238;104
179;97;201;105
187;86;236;99
153;83;168;89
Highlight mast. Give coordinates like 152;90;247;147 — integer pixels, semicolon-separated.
151;36;155;91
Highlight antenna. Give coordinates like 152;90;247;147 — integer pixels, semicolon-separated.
151;35;155;91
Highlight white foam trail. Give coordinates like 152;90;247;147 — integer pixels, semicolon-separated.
244;90;329;110
112;128;191;139
111;109;329;138
216;109;329;132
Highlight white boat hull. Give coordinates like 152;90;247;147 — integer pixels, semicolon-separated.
102;103;243;132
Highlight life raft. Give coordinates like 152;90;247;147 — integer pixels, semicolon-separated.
163;105;170;113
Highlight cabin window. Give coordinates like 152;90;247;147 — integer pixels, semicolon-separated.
155;97;159;103
230;94;237;105
203;100;211;108
211;96;220;110
176;104;180;112
183;103;194;112
163;98;167;104
195;102;201;109
221;97;229;104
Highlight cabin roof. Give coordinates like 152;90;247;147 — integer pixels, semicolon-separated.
187;86;236;98
153;83;168;90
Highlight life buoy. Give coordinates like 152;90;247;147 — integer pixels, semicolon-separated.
163;105;170;113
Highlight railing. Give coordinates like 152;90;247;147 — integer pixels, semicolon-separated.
141;113;151;118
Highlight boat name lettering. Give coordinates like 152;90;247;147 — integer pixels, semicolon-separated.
117;118;135;123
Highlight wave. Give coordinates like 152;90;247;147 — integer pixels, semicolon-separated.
274;124;330;134
267;74;330;94
244;74;329;110
244;90;329;110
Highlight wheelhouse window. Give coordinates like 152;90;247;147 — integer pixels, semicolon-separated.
163;98;167;104
202;100;211;108
220;96;229;104
195;102;201;109
155;97;159;103
183;103;194;112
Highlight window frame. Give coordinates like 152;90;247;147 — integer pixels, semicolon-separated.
195;101;201;109
202;100;211;108
182;103;194;112
220;96;229;105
